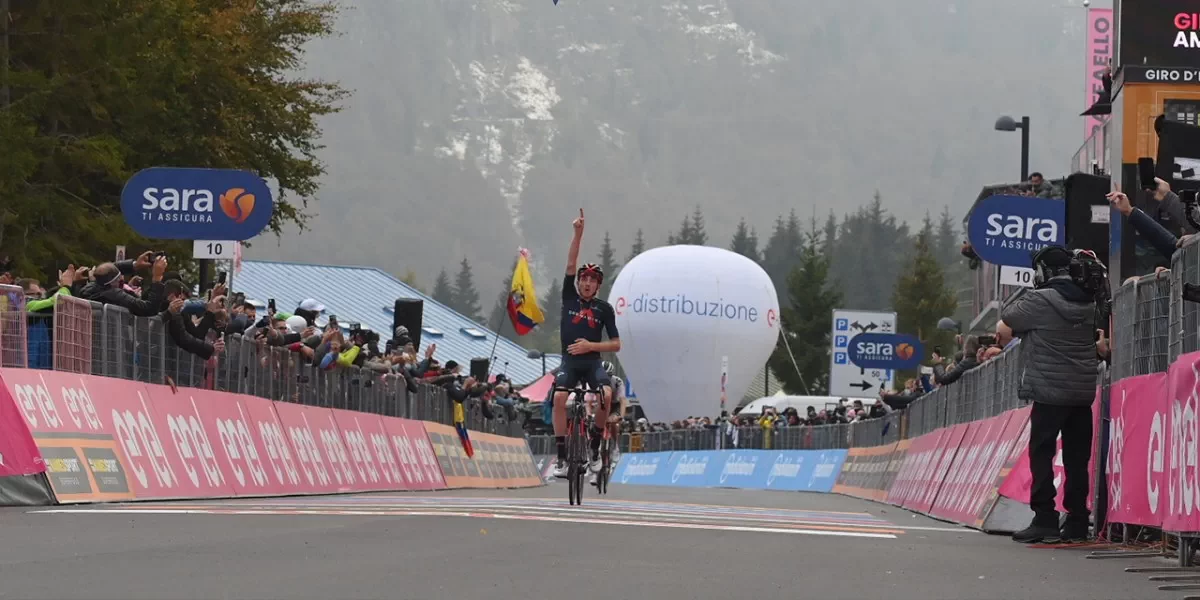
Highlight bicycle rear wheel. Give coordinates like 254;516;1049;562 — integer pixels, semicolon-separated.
598;441;610;495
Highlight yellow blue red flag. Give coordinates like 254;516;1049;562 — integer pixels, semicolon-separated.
506;249;544;336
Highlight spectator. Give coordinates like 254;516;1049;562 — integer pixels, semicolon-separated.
935;335;980;386
1027;173;1055;198
81;256;167;317
161;279;224;359
880;378;923;411
18;265;77;312
997;320;1018;351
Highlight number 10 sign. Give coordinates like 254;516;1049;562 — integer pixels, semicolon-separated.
999;265;1035;288
193;240;238;260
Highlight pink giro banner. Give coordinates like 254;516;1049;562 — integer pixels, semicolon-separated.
999;393;1101;512
1106;373;1167;527
907;424;969;515
0;367;538;505
884;428;945;508
0;380;45;477
1085;8;1112;141
1162;353;1200;532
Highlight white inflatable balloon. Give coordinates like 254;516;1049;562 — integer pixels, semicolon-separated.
608;245;780;424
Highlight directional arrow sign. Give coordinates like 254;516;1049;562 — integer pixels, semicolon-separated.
830;309;896;398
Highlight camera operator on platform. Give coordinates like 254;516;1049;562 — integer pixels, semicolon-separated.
1001;245;1110;544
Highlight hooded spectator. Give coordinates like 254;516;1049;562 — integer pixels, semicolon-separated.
81;256;167;317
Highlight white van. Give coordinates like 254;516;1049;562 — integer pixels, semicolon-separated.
737;395;874;417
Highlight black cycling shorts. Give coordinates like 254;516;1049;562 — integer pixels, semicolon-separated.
554;358;613;397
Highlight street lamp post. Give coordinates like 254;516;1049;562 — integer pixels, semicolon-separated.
994;115;1031;182
527;350;547;375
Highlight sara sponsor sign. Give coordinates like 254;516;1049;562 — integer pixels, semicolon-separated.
967;195;1065;268
846;333;924;371
120;167;273;241
610;449;848;492
830;310;896;398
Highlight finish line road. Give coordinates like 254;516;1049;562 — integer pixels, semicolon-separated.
0;485;1151;600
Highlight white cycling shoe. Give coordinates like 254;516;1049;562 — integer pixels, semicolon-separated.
589;456;603;474
552;459;569;479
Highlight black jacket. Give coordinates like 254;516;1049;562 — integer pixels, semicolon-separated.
1001;278;1099;406
934;355;979;386
81;280;165;318
161;310;215;359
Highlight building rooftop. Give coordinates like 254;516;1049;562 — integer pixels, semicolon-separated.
232;260;561;385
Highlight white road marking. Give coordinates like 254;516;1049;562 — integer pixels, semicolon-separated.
32;508;898;539
84;501;967;533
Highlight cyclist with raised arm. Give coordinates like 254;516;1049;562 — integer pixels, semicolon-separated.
552;208;621;479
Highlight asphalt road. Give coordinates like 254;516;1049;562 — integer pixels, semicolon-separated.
0;483;1172;600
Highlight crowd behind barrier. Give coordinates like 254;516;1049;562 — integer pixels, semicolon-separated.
529;347;1026;458
0;284;524;439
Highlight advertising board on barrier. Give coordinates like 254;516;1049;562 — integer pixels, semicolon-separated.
422;422;540;489
928;412;1017;525
1162;355;1200;533
610;450;848;492
998;394;1100;514
834;443;899;501
4;369;139;502
614;452;670;486
0;381;45;479
1106;373;1167;527
0;367;548;505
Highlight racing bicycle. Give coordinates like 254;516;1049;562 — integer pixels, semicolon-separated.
591;405;619;495
556;384;591;505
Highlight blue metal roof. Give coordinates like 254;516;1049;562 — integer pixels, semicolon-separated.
233;260;562;385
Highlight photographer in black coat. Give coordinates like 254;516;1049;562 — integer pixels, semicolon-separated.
1002;246;1107;544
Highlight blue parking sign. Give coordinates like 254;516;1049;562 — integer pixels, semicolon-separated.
835;318;849;331
834;352;848;365
835;335;847;347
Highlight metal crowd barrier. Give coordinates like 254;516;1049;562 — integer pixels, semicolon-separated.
1;298;524;438
1170;235;1200;363
0;284;28;368
527;342;1028;454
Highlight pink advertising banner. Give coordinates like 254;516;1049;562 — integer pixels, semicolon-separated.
0;380;45;477
1106;373;1167;527
1085;8;1113;142
907;423;969;515
884;428;945;508
1162;354;1200;532
999;392;1101;512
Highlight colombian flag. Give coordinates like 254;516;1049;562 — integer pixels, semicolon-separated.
453;400;474;458
506;248;545;336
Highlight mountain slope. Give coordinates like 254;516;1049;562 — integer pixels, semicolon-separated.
250;0;1091;293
